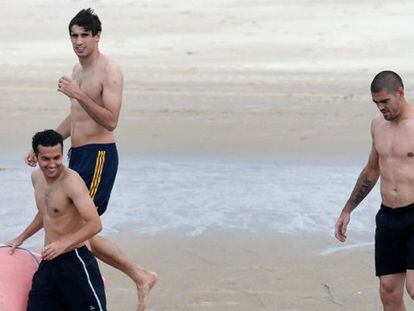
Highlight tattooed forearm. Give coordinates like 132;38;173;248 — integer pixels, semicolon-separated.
352;177;374;205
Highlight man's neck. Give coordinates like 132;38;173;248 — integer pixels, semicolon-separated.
79;49;100;69
393;101;413;124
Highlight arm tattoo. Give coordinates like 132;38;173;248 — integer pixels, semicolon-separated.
352;177;374;205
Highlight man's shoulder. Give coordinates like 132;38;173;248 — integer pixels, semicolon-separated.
99;55;122;76
60;168;88;196
371;114;385;128
72;63;82;73
60;168;84;188
31;169;42;184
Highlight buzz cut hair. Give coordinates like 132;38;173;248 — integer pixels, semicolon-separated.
371;70;404;94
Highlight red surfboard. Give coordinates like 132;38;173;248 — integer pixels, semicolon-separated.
0;245;41;311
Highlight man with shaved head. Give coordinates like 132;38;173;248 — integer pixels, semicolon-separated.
335;71;414;310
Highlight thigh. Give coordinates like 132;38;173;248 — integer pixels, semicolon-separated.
375;211;406;276
27;264;61;311
405;221;414;270
59;249;106;311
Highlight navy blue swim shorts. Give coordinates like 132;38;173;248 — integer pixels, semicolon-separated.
27;246;106;310
69;143;118;215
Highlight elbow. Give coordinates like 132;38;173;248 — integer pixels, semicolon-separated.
365;166;380;180
94;221;103;235
105;120;117;132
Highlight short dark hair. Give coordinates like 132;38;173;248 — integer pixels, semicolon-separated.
371;70;404;94
32;130;63;155
69;8;102;36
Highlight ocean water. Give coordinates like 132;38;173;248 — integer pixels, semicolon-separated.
0;158;380;246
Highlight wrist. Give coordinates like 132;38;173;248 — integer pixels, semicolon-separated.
75;90;87;103
59;238;70;252
14;236;24;245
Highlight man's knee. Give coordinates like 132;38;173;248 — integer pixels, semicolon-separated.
380;281;404;306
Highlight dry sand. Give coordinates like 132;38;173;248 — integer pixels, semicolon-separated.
3;0;414;310
4;0;414;163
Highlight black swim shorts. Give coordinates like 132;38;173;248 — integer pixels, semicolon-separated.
375;203;414;276
69;143;118;215
27;246;106;310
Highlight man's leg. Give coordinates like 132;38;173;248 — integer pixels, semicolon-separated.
70;145;157;310
406;269;414;301
379;272;406;311
90;235;158;311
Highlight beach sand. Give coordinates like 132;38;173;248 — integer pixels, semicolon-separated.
3;0;414;310
25;232;414;310
100;232;410;310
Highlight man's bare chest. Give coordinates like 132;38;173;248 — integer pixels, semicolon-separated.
74;71;103;102
35;185;70;215
375;126;414;159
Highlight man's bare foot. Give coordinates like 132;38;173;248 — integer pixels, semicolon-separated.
136;270;158;311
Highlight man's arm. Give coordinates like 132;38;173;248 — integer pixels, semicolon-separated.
7;212;43;254
55;114;71;140
42;172;102;260
7;171;43;253
58;62;123;131
335;142;380;242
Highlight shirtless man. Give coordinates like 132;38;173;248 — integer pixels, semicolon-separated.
10;130;106;310
25;9;157;311
335;71;414;310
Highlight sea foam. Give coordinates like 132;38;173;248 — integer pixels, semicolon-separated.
0;159;379;245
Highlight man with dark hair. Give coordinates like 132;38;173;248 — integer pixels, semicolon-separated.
371;70;404;97
31;129;63;154
335;70;414;310
69;8;102;36
10;130;106;310
24;8;157;311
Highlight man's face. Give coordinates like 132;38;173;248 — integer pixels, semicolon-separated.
36;145;63;179
372;88;403;121
70;25;100;58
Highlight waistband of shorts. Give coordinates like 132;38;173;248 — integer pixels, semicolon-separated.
70;143;116;152
47;245;89;262
380;202;414;214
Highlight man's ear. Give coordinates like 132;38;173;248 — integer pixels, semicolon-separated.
95;32;101;42
397;86;404;97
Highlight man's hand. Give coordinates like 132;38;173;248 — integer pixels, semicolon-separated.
58;76;82;99
335;211;351;242
6;237;23;255
42;241;68;260
25;149;37;167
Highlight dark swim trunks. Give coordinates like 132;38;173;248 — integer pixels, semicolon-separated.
27;246;106;311
375;203;414;276
69;143;118;215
